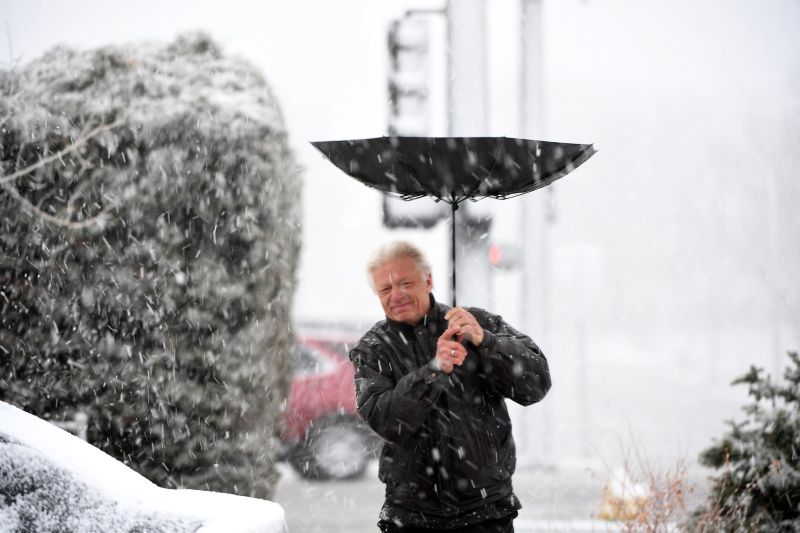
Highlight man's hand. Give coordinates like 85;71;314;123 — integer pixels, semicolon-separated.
434;326;468;374
444;307;485;346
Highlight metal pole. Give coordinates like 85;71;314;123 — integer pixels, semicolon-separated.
519;0;554;467
451;202;458;307
447;0;491;309
446;0;488;135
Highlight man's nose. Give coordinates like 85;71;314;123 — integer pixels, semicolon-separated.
389;285;406;301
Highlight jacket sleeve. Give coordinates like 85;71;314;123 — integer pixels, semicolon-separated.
350;338;448;444
473;310;551;406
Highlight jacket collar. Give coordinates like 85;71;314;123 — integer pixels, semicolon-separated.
385;293;447;331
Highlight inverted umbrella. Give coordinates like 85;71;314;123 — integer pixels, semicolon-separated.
311;136;596;306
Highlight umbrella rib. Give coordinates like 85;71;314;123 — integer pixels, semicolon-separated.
494;145;596;199
525;146;595;193
462;151;501;201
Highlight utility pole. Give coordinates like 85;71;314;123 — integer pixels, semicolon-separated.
446;0;492;309
520;0;555;466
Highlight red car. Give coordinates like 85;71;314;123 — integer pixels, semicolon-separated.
281;332;379;480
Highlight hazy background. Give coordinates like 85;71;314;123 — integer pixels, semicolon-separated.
2;0;798;469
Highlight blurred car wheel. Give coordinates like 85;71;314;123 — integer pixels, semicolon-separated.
287;416;369;481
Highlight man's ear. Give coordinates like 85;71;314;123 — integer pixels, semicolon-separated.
425;272;433;292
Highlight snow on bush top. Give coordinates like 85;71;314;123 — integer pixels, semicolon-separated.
0;401;287;533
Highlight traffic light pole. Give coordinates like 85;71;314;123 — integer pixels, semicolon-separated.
384;2;492;310
447;0;492;310
520;0;554;467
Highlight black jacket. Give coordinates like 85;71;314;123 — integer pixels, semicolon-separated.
350;296;551;524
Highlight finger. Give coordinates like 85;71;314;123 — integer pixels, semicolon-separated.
447;314;465;328
450;347;466;358
461;317;480;331
439;342;462;358
447;312;472;329
454;313;476;326
448;307;473;319
444;307;463;321
449;321;472;339
442;349;464;363
442;325;464;343
451;341;467;353
450;346;467;361
441;325;461;339
440;343;456;357
450;317;477;334
451;320;473;334
460;324;477;338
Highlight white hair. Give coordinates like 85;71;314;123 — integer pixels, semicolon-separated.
366;241;432;291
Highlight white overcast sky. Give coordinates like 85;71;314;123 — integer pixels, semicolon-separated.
2;0;799;467
1;0;798;335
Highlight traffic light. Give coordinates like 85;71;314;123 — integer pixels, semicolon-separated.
387;17;430;136
384;15;448;228
489;243;521;270
382;196;445;228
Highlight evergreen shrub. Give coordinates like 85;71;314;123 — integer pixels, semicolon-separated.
0;32;301;498
693;352;800;531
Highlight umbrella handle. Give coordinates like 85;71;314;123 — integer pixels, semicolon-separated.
451;202;458;308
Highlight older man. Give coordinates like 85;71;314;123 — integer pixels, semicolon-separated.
350;241;551;533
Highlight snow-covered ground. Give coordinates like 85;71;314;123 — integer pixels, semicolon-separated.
0;402;287;533
273;458;709;532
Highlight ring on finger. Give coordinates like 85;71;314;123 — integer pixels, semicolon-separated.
450;349;455;357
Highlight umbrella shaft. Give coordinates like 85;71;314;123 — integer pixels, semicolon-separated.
451;203;457;308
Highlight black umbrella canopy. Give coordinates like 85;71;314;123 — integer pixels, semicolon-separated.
311;136;597;205
311;135;597;307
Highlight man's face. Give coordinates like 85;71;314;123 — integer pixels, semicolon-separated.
371;256;433;326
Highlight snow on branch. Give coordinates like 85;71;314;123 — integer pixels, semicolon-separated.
0;118;124;186
0;117;125;231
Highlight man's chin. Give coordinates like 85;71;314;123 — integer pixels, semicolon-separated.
389;310;420;325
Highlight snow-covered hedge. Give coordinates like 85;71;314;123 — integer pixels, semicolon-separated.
0;401;287;533
0;33;301;498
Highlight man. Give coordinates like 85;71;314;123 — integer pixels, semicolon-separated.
350;241;551;533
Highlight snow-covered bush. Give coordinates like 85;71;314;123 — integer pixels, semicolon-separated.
691;352;800;531
0;32;301;498
0;401;287;533
0;437;200;533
